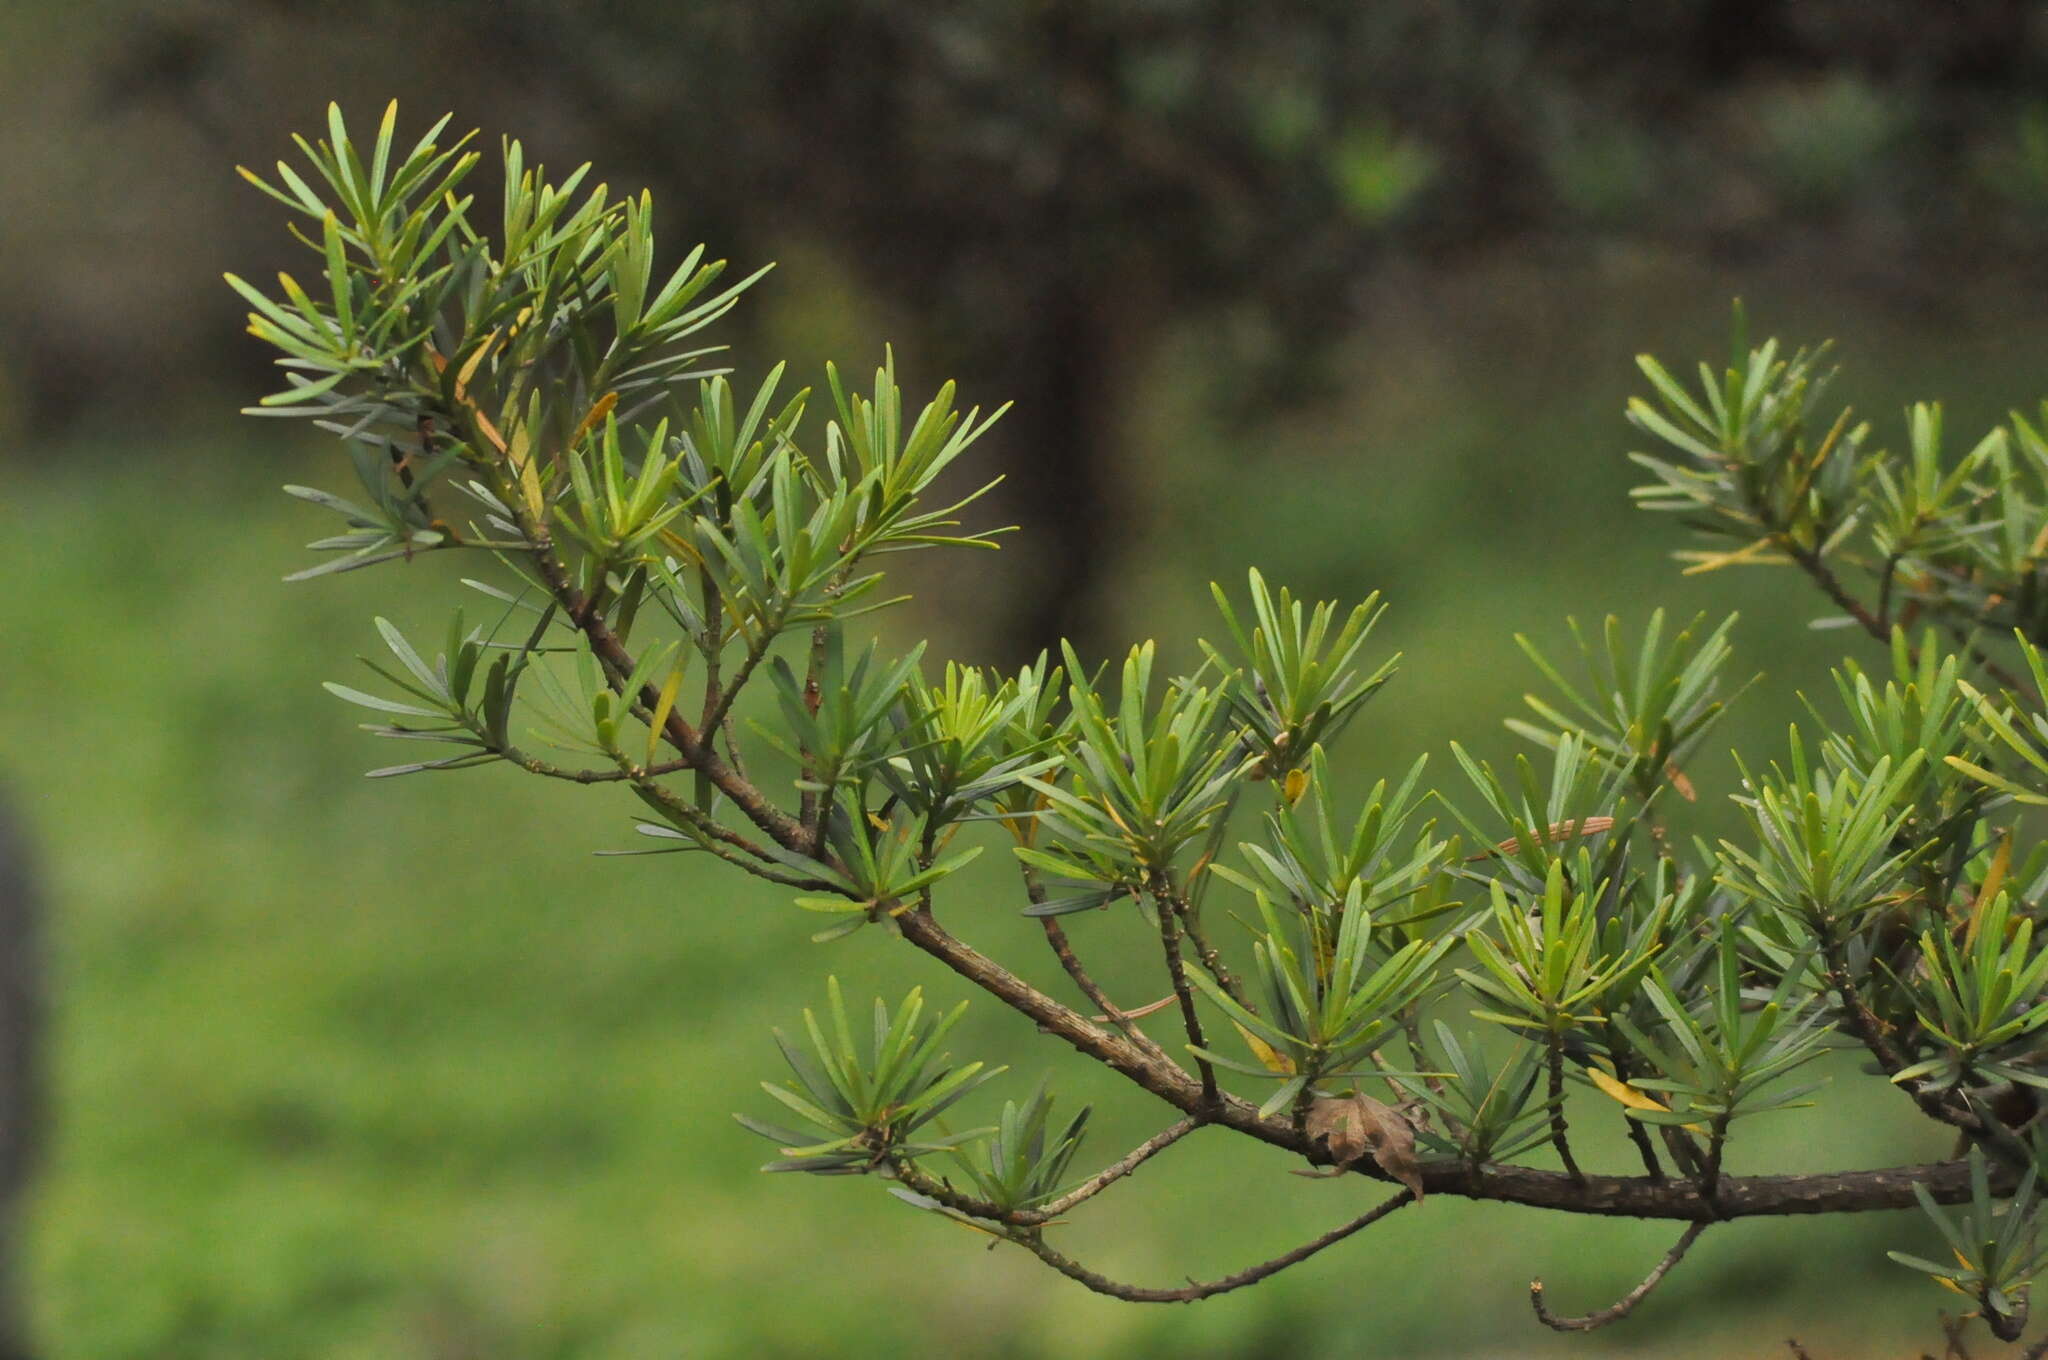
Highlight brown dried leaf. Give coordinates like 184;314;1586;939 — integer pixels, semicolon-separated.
1467;816;1616;862
1664;763;1697;802
1085;995;1179;1023
1305;1094;1369;1166
1303;1092;1424;1203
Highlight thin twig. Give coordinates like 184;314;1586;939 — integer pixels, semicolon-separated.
610;756;841;890
697;578;724;728
1660;1125;1707;1180
1701;1112;1732;1213
1028;1119;1201;1221
1165;888;1249;1007
505;748;691;784
1625;1115;1668;1183
1878;548;1906;631
798;581;848;853
1027;874;1175;1066
1785;543;1890;641
700;628;775;752
1941;617;2028;697
720;711;749;780
1609;1048;1665;1182
1815;925;2033;1170
1149;877;1217;1106
1546;1033;1585;1185
1786;541;2024;692
693;575;730;809
1941;1308;1978;1357
610;759;777;858
891;1119;1199;1226
1006;1188;1413;1302
1530;1221;1708;1331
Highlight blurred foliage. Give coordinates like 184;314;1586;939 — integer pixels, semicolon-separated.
13;0;2048;649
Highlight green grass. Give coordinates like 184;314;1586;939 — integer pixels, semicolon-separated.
15;271;2048;1357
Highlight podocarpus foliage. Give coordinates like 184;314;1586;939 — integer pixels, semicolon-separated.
236;105;2048;1347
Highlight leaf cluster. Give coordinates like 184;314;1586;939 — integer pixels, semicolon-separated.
735;980;1000;1174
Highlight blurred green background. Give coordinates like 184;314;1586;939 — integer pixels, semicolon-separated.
12;3;2048;1357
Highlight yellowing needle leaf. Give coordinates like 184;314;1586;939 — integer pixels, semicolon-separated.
1967;828;2013;947
647;666;683;764
572;391;620;447
1587;1067;1670;1113
1233;1020;1295;1075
